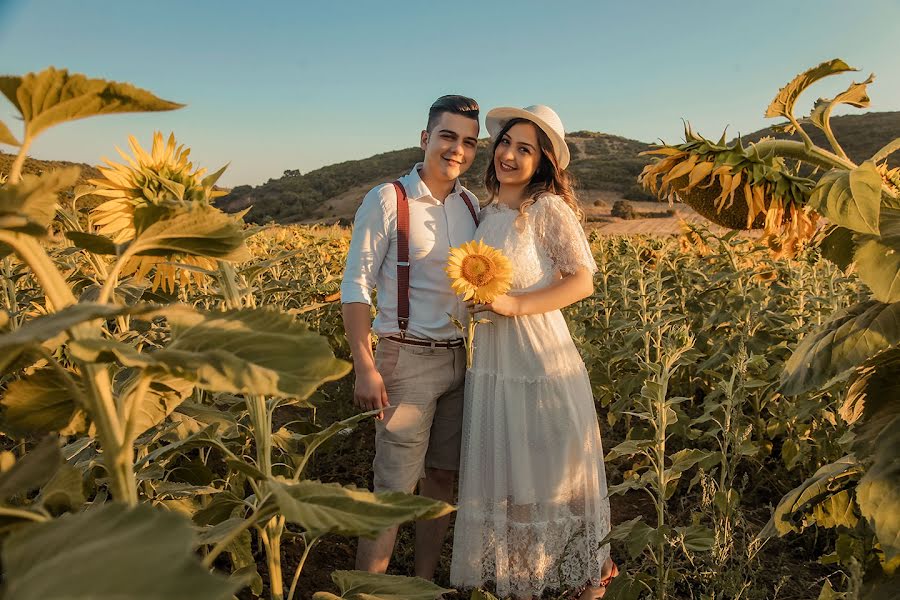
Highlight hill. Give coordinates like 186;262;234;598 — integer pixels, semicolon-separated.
216;132;657;224
0;152;102;190
216;111;900;226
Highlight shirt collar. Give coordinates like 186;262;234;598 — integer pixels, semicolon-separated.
403;162;463;202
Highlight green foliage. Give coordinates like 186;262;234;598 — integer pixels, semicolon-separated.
807;162;883;235
267;479;454;538
781;300;900;396
312;570;452;600
0;67;445;600
2;503;236;600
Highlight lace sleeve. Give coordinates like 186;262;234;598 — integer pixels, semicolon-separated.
531;194;597;275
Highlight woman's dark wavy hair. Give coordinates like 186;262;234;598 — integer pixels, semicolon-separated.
483;117;583;222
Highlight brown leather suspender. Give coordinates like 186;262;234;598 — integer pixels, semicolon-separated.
393;180;479;337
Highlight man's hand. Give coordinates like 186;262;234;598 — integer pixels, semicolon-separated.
354;366;390;420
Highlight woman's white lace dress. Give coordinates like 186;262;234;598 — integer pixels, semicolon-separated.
450;194;611;598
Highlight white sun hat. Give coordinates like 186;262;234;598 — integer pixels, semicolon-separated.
485;104;570;170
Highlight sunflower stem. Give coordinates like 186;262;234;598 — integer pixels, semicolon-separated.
749;139;856;170
8;134;33;184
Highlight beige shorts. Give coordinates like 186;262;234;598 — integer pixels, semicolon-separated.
372;338;466;493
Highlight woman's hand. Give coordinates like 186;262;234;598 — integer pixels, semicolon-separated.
466;294;521;317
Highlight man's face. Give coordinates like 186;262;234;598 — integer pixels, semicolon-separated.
420;112;479;182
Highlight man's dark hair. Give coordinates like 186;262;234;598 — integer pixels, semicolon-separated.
426;95;479;132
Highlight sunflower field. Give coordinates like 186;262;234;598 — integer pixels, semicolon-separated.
0;60;897;600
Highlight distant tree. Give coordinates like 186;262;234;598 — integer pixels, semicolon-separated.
611;200;637;220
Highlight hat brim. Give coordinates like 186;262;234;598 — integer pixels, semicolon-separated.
485;107;570;170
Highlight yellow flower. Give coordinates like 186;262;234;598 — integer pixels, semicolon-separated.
88;132;228;292
446;240;513;304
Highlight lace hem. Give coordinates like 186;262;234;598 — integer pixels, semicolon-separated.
451;510;610;598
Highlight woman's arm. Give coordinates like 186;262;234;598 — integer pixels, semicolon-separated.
469;267;594;317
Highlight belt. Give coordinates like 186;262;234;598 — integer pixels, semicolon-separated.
385;336;464;349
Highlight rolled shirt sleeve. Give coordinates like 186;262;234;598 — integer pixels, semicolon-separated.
341;186;390;305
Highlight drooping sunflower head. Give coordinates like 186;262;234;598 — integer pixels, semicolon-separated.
89;132;227;242
87;132;230;292
639;125;817;256
446;240;513;304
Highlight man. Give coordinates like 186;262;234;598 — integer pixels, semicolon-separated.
340;95;480;579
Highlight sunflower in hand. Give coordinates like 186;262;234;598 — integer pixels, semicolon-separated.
446;240;513;368
446;240;513;303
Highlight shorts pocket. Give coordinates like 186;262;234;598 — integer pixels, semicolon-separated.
375;340;402;383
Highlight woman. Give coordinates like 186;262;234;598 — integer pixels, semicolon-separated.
450;105;617;600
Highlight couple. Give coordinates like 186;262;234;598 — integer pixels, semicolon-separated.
340;95;616;600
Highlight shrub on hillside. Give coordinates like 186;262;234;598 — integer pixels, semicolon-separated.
611;200;637;220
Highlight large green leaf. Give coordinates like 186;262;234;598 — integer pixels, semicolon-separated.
120;372;195;438
37;463;85;513
0;302;151;371
71;307;351;399
854;207;900;303
0;435;61;500
807;163;882;235
767;456;862;536
674;524;715;552
0;67;183;139
845;350;900;564
0;168;80;235
1;368;87;436
765;59;856;119
857;427;900;564
2;502;235;600
0;118;19;146
818;225;857;271
781;300;900;396
845;349;900;456
855;237;900;303
313;570;452;600
600;516;666;559
267;479;454;538
810;73;875;132
128;205;250;261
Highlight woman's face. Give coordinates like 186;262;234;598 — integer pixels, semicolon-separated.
493;121;541;187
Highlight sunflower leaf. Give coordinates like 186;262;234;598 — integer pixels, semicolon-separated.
853;207;900;303
0;168;81;236
809;74;874;132
2;503;236;600
765;59;857;120
70;307;351;399
265;480;454;538
807;163;882;235
780;300;900;395
321;570;452;600
0;118;19;146
127;205;251;261
0;67;183;139
1;368;87;437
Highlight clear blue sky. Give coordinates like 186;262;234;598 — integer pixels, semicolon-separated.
1;0;898;187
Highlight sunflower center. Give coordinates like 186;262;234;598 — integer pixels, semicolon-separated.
461;255;496;287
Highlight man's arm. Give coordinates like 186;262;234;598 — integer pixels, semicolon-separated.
342;302;389;419
339;186;392;419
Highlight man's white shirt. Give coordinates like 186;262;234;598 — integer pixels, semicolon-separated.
340;163;479;340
